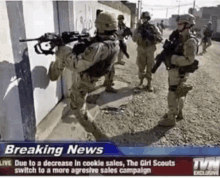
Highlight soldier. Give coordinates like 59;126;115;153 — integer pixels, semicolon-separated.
200;21;213;54
132;11;162;91
158;14;198;127
48;12;120;118
117;14;127;65
157;23;162;33
160;20;165;34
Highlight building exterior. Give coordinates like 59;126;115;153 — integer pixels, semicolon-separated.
0;0;132;141
191;5;220;39
121;1;138;29
169;15;179;29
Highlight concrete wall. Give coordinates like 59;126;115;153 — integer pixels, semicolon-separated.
0;0;62;140
98;1;131;28
22;1;62;126
0;0;132;140
0;1;24;140
217;19;220;33
73;1;131;36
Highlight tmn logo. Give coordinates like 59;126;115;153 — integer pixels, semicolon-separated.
193;157;220;176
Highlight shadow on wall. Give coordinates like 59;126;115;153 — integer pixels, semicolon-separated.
0;48;52;141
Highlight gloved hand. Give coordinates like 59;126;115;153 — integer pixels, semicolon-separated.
55;46;72;70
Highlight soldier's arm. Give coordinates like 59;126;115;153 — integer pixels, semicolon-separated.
56;43;110;73
132;28;142;43
200;28;205;38
48;46;72;81
154;25;162;36
171;38;197;66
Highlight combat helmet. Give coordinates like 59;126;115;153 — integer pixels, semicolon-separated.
176;14;195;27
207;21;212;25
141;11;151;20
95;12;117;31
118;14;124;20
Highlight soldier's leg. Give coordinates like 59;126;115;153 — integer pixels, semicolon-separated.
117;50;125;65
202;42;206;53
206;38;212;49
159;69;179;127
176;74;189;119
177;96;185;120
105;66;117;93
136;48;147;86
145;46;156;92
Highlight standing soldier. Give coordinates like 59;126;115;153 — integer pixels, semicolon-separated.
117;14;127;65
160;20;165;34
200;21;213;54
48;12;120;119
132;11;162;91
158;14;198;127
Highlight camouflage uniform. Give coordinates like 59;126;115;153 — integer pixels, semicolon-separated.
49;12;119;117
117;15;127;65
132;11;162;91
201;21;213;53
159;14;198;127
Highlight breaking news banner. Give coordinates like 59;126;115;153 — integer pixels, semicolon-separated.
0;142;220;176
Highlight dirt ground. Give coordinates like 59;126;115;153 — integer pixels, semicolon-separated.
92;29;220;147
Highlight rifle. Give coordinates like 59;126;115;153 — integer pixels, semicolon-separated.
19;31;90;55
151;29;199;74
138;26;163;44
122;27;133;39
151;30;179;73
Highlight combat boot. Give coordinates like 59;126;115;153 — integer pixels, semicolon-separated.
117;61;125;65
176;110;184;120
138;78;144;86
158;114;176;127
103;81;114;86
105;86;117;93
146;80;153;92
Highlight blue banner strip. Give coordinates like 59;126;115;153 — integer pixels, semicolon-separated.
118;147;220;156
0;142;220;157
0;142;124;157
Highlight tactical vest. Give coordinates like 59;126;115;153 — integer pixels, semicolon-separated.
138;23;162;47
204;27;213;37
174;34;199;55
81;39;118;78
118;22;126;30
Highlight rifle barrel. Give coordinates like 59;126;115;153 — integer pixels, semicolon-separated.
19;38;39;42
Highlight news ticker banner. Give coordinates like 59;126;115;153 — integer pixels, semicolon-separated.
0;142;219;176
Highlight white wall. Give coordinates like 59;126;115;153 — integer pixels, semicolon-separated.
0;1;24;140
217;19;220;33
73;1;131;36
22;1;62;125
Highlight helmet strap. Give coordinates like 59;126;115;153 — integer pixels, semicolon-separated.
179;23;191;32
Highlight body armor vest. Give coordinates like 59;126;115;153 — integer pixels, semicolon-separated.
174;34;199;55
138;23;162;47
204;27;213;37
81;39;118;78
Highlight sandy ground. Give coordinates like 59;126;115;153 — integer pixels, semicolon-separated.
48;29;220;147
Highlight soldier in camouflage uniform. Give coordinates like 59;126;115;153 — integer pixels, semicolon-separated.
200;21;213;54
158;14;198;127
48;12;120;118
132;11;162;91
117;14;127;65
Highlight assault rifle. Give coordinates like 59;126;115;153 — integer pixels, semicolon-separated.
151;30;179;73
138;28;163;43
19;31;90;55
122;27;133;38
151;29;199;74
